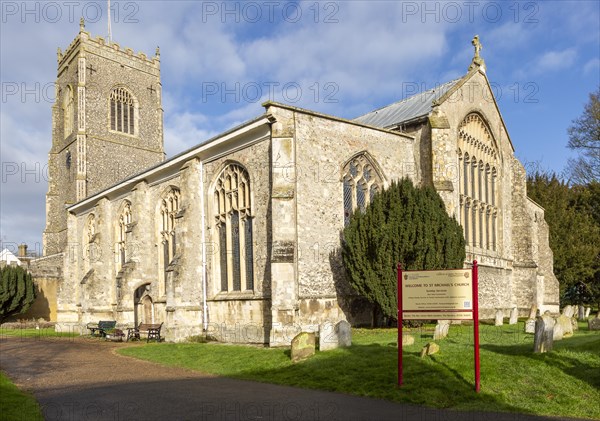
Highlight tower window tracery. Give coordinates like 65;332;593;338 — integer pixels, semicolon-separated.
110;87;137;135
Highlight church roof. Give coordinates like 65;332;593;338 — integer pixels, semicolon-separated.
353;78;460;129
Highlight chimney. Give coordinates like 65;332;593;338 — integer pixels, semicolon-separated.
18;243;28;258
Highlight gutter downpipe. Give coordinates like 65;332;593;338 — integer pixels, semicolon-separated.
200;160;208;331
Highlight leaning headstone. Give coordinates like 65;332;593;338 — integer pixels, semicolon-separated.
533;315;554;353
589;318;600;331
524;318;536;334
420;342;440;358
433;320;451;340
528;305;538;319
556;315;574;337
578;305;585;320
509;307;518;325
584;307;591;318
401;335;415;347
562;305;574;318
319;322;338;351
336;320;352;348
553;320;564;341
495;310;504;326
572;305;579;319
291;332;316;362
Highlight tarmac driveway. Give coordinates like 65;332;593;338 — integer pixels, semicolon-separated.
0;336;584;421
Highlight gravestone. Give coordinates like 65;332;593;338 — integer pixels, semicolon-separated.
509;307;518;325
528;305;538;319
401;334;415;346
525;318;536;334
571;318;579;331
495;309;504;326
584;307;591;318
336;320;352;348
589;318;600;331
433;320;451;340
578;305;585;320
562;305;574;318
533;315;554;353
420;342;439;358
553;320;564;341
572;305;579;319
556;315;574;337
319;322;337;351
291;332;316;362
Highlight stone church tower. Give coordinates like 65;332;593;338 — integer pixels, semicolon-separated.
42;18;164;256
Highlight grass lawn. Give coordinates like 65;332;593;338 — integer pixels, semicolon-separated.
118;321;600;419
0;328;77;339
0;372;43;421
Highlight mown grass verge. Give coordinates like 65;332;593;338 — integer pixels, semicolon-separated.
0;371;43;421
118;321;599;419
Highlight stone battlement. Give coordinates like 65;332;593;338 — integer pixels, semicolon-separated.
58;24;159;70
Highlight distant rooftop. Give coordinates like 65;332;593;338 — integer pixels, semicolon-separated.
354;78;460;129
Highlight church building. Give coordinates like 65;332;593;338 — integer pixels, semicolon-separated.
37;22;559;344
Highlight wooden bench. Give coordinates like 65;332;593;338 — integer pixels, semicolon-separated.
127;322;163;342
87;320;117;337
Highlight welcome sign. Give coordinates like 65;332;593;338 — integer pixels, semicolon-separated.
402;269;473;320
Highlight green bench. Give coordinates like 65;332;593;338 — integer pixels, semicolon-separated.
86;320;117;337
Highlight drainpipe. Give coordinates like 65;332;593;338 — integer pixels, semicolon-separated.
199;160;209;331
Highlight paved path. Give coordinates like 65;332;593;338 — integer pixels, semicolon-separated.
0;336;582;421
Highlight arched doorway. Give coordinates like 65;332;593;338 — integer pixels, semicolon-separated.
134;284;154;325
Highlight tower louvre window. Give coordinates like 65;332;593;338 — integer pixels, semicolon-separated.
110;87;137;135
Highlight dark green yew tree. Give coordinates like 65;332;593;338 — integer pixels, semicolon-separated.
0;266;36;323
342;178;466;320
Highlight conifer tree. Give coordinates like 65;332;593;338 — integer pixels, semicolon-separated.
0;266;36;322
342;178;466;320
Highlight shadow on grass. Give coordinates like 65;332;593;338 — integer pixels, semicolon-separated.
480;333;600;390
230;343;536;416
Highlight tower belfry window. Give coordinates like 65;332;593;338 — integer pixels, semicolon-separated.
110;87;137;135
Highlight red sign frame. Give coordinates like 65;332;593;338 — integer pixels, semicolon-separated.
397;261;480;392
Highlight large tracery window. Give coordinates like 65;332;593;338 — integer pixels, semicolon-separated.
63;86;74;139
214;164;254;292
458;113;499;251
116;201;132;271
343;153;384;227
160;189;180;268
110;87;137;135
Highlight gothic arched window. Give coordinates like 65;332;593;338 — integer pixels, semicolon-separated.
458;113;500;251
110;87;137;135
160;188;180;268
342;153;384;227
214;164;253;292
63;86;74;138
116;201;132;270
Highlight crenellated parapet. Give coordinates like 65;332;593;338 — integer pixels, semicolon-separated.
58;18;160;75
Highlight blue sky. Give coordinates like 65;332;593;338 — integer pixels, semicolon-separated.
1;0;599;254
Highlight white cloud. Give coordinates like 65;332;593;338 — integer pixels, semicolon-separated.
536;49;577;73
